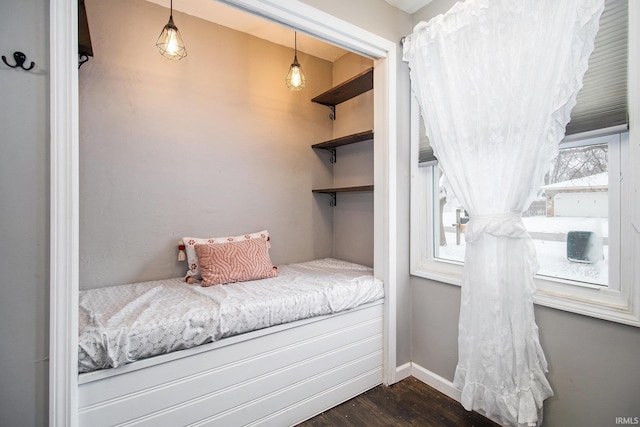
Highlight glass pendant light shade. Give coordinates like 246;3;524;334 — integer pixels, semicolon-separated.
286;32;305;90
157;1;187;60
286;56;306;90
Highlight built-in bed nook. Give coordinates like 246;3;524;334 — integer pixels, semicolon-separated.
78;259;385;426
71;0;395;425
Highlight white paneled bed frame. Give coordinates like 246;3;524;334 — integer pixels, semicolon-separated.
78;301;383;426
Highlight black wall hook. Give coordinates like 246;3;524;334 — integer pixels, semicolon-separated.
2;51;36;71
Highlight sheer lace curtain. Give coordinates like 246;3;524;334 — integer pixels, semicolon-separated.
403;0;604;425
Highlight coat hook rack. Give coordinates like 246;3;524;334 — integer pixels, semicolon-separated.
2;51;35;71
79;54;90;69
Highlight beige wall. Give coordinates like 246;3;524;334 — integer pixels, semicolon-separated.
79;0;340;288
410;1;640;425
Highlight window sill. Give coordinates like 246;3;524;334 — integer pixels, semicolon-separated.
411;262;640;327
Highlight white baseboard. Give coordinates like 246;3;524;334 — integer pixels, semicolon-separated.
410;362;461;403
394;362;412;382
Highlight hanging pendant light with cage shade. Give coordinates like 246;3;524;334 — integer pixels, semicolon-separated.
286;32;306;90
156;0;187;60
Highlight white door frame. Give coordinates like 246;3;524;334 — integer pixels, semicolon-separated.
49;0;398;425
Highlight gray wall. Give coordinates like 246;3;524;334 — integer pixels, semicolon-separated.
411;277;640;426
331;53;375;267
410;1;640;426
0;0;49;425
79;0;338;289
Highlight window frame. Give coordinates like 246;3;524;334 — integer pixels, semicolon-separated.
410;0;640;327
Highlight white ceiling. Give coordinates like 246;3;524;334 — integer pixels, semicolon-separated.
383;0;433;14
147;0;432;62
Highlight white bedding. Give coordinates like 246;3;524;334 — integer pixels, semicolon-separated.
78;258;384;373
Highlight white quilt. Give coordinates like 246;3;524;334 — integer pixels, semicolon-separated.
78;258;384;373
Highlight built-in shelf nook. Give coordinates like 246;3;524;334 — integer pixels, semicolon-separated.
311;67;374;206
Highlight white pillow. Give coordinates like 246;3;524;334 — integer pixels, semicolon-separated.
182;230;270;281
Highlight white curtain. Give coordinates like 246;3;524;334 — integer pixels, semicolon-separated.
403;1;604;425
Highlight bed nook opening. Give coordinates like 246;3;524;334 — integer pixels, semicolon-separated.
50;0;398;425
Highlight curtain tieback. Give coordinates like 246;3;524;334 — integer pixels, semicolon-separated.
466;212;539;274
465;212;530;243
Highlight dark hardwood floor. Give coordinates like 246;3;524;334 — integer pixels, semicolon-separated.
297;377;500;427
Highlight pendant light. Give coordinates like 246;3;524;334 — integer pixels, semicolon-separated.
286;32;306;91
156;0;187;60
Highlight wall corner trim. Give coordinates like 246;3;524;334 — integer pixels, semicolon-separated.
410;362;462;403
395;362;412;382
50;0;80;425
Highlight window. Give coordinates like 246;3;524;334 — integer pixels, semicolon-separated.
411;110;636;326
431;133;621;289
410;0;640;326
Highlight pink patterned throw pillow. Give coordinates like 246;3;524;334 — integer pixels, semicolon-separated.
182;230;270;281
194;238;278;287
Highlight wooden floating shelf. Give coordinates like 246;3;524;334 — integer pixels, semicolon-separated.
312;185;374;194
312;185;374;206
311;67;374;108
312;130;374;163
312;130;374;150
